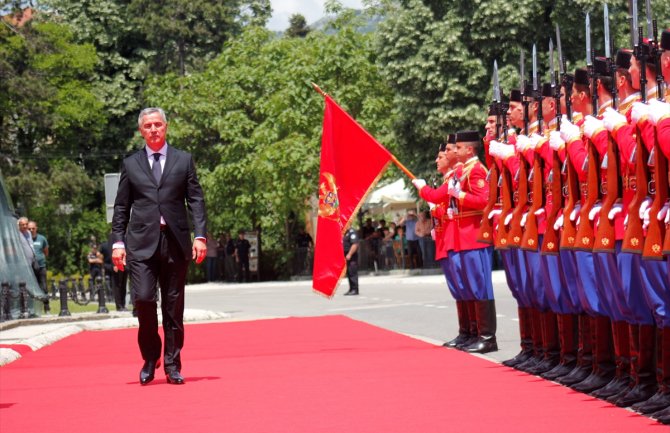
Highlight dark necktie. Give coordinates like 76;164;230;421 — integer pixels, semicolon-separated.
152;152;162;182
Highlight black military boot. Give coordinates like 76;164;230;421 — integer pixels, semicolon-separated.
465;300;498;354
592;321;632;399
557;314;594;385
528;311;561;375
572;315;616;393
632;327;670;414
503;307;533;367
444;300;471;348
456;301;479;350
612;324;658;407
542;313;578;380
515;308;544;372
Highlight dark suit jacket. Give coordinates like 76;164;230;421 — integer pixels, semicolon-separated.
112;145;207;261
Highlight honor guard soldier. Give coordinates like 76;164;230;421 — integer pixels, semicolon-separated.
413;134;476;349
342;227;359;296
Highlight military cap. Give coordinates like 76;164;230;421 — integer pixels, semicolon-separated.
542;83;553;98
574;68;590;86
456;130;480;143
439;141;447;152
488;103;496;116
615;49;632;70
524;83;535;98
510;89;522;102
594;57;609;76
662;29;670;50
447;133;456;144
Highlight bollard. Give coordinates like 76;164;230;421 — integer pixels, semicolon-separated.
50;279;58;300
78;277;86;300
58;279;71;316
18;282;28;319
96;276;108;314
0;282;10;321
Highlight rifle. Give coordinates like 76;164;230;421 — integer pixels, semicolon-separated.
541;37;562;255
479;63;503;245
521;44;545;251
622;18;650;253
507;50;530;248
595;5;621;253
642;17;667;259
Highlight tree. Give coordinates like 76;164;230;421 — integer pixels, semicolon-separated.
142;19;395;278
285;14;310;38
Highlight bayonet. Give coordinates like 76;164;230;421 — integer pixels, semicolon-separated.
493;60;501;103
520;49;525;94
632;0;639;47
586;13;592;66
645;0;653;40
550;38;556;87
604;4;611;59
532;44;538;91
556;24;564;75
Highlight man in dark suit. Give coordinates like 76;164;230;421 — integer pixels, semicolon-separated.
112;107;207;385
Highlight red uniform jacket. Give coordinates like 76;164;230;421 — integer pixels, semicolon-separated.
453;157;490;251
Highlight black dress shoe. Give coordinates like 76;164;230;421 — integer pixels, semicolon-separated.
140;359;160;385
343;290;358;296
166;370;185;385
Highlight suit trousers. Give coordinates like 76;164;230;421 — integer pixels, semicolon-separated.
128;228;188;372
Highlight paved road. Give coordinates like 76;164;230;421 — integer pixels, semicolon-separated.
186;270;521;363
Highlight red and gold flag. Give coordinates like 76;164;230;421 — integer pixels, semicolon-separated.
312;95;393;297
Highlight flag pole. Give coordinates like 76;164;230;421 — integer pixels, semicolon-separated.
311;83;416;180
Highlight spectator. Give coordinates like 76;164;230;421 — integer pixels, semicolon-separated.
393;226;407;268
102;233;128;311
224;233;236;282
234;230;251;283
399;210;422;269
415;211;434;268
205;233;219;282
27;220;48;295
382;227;396;269
87;244;104;288
295;227;313;275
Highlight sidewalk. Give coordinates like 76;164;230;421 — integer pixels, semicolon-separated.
0;308;229;366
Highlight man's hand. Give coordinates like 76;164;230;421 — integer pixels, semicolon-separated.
448;180;461;198
516;134;531;153
560;116;581;142
112;248;126;272
549;131;565;151
569;204;582;221
583;115;604;139
648;100;670;125
602;107;627;132
193;238;207;264
488;208;502;220
631;102;649;124
608;203;622;220
588;201;602;221
412;178;427;190
554;214;564;231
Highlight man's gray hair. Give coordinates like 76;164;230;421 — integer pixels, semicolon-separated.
138;107;167;128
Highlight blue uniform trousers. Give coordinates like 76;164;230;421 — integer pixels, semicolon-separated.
617;250;654;325
439;257;462;301
501;249;527;307
524;242;548;310
593;248;625;322
454;247;494;300
541;252;581;314
574;250;607;317
640;258;670;328
558;249;585;314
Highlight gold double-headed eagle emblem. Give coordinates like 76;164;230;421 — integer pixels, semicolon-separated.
318;172;340;221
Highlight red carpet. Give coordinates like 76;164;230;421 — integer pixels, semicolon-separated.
0;316;662;432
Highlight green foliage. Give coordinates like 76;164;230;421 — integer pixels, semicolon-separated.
143;22;395;278
285;14;311;38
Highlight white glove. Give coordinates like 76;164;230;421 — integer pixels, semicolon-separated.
534;208;545;217
448;180;461;198
648;99;670;125
430;229;436;240
549;131;565;151
520;212;528;227
642;206;651;229
554;214;564;231
569;204;581;221
499;143;516;159
412;178;426;190
666;205;670;225
608;203;622;220
489;140;501;158
583;115;604;139
516;134;531;153
529;133;543;150
657;201;669;222
588;201;602;221
638;197;652;220
446;208;454;220
427;201;436;210
560;115;581;142
631;102;649;124
602;107;627;132
624;214;628;227
488;208;502;220
504;211;513;226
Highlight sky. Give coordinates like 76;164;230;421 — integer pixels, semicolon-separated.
267;0;364;32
